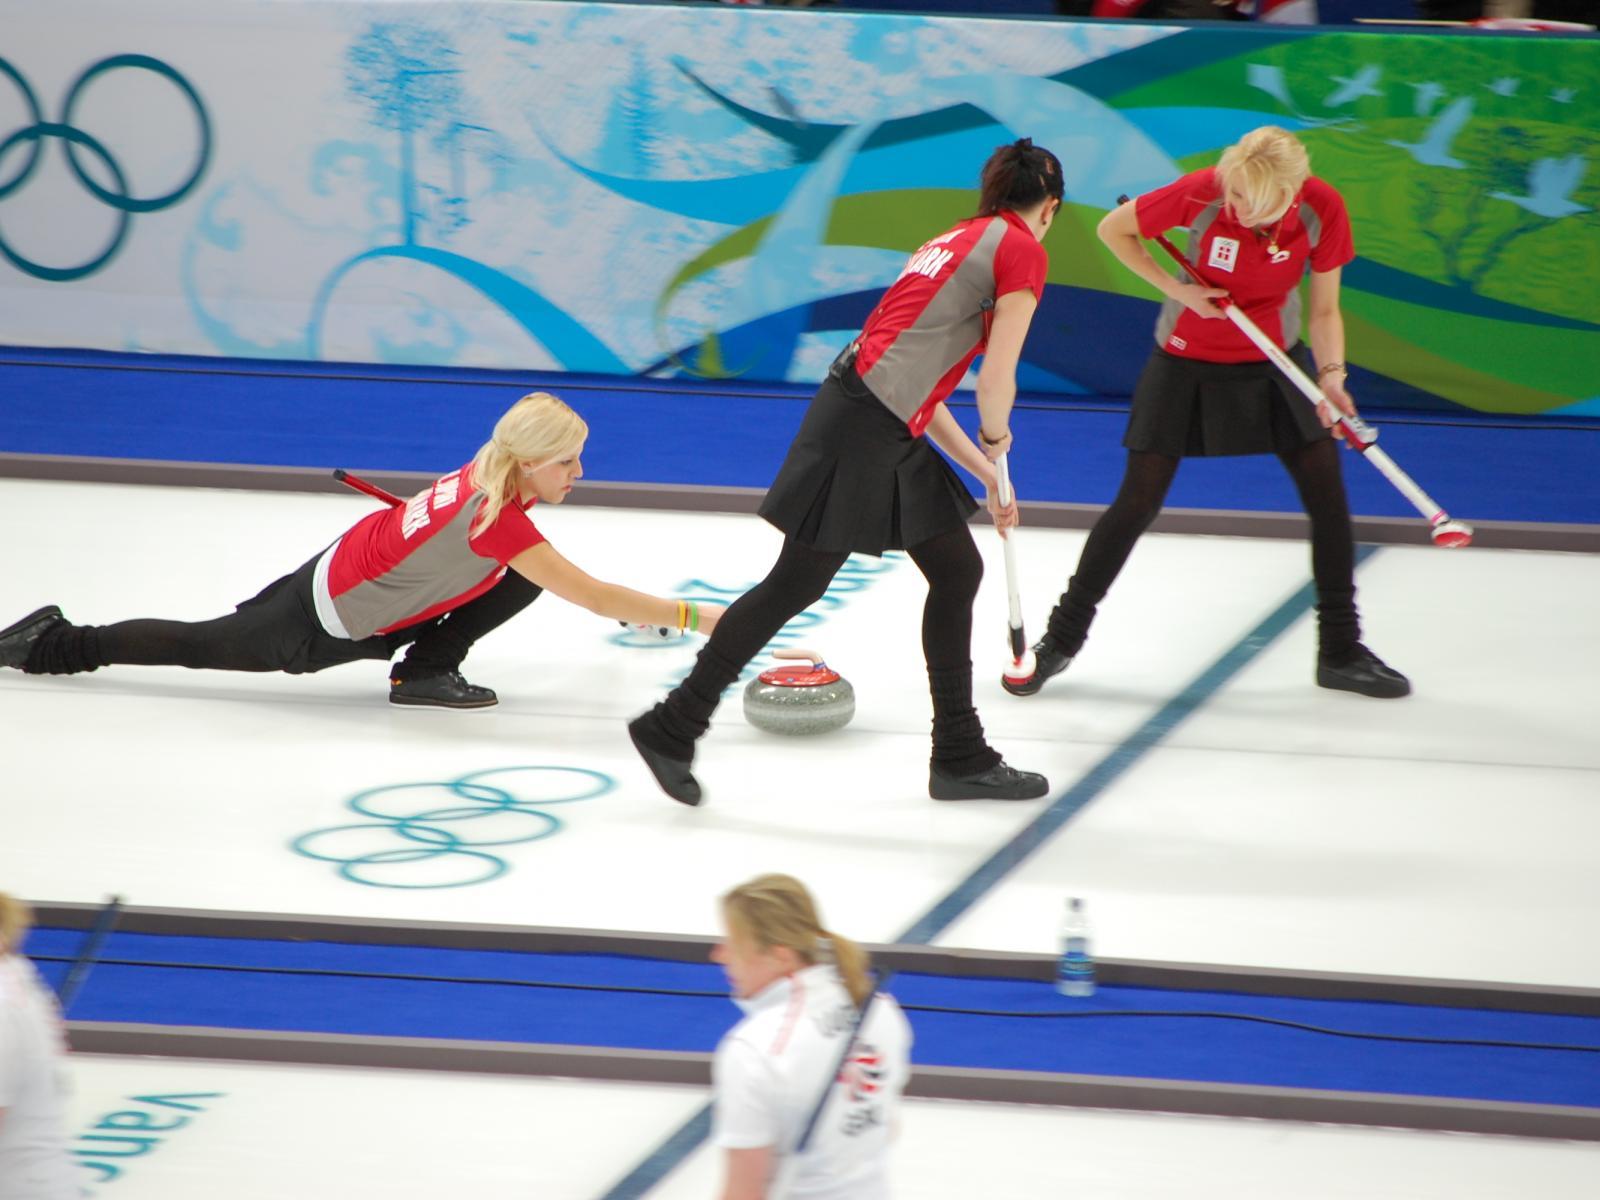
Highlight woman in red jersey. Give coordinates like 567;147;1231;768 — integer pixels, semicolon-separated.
0;392;722;708
629;139;1063;806
1006;126;1408;702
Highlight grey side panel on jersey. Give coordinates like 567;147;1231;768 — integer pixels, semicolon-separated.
860;217;1007;424
332;498;500;640
1281;285;1304;349
1301;205;1324;254
1282;204;1325;349
1153;200;1224;348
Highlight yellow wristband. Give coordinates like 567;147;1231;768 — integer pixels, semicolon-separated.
676;599;687;631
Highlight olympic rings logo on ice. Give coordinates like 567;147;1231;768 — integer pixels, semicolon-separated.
0;54;211;281
289;766;614;890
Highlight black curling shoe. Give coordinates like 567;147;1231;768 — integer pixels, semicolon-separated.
1000;641;1073;697
389;670;498;709
627;715;702;807
0;605;63;669
1316;644;1411;700
930;760;1050;802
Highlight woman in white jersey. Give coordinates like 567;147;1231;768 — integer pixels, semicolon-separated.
0;392;722;708
711;874;912;1200
0;894;78;1200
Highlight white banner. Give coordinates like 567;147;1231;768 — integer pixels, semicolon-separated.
0;0;1176;382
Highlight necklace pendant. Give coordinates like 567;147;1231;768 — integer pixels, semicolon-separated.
1267;241;1279;256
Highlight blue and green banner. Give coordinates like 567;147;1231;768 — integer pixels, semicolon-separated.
1;0;1595;415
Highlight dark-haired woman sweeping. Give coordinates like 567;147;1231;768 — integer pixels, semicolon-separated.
629;139;1064;806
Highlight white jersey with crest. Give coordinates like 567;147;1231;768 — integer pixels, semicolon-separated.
711;963;912;1199
0;956;77;1200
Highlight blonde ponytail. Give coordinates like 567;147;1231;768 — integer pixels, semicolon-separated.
722;874;874;1006
468;392;588;537
818;927;872;1007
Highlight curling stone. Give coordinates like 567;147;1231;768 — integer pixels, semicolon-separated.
743;649;855;736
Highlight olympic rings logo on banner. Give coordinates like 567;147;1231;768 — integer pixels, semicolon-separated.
289;766;614;890
0;54;211;281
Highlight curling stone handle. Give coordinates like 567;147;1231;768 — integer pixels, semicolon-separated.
772;648;826;668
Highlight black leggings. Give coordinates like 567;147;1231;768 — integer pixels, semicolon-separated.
1045;439;1360;658
393;571;542;677
639;524;1000;773
25;561;541;678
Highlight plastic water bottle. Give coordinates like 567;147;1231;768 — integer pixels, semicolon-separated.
1056;897;1095;997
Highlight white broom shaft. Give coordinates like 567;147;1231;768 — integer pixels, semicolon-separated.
996;453;1024;632
1362;444;1450;526
1002;537;1022;631
996;449;1016;507
1220;304;1376;445
1217;305;1457;523
1226;308;1323;408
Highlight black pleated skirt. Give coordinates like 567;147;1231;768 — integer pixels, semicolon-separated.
1124;343;1331;458
758;367;978;556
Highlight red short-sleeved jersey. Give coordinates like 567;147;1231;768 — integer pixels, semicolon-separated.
313;463;546;640
1136;168;1354;362
854;208;1048;435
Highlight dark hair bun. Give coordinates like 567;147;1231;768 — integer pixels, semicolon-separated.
977;137;1064;216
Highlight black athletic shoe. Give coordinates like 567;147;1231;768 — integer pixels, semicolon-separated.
0;606;63;670
1000;641;1073;697
930;760;1050;801
627;715;702;807
1317;644;1411;700
388;670;498;709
